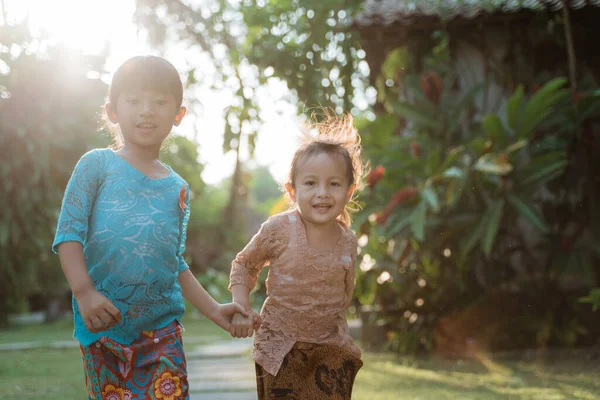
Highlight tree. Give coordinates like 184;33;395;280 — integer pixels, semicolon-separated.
0;22;109;324
134;0;262;234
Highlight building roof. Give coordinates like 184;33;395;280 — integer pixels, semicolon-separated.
355;0;600;27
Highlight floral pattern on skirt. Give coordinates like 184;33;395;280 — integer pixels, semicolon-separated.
79;320;188;400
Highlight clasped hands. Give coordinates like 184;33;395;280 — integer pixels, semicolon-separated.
229;308;261;338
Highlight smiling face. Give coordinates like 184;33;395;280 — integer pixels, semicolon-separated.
106;89;185;149
105;56;185;150
286;151;355;227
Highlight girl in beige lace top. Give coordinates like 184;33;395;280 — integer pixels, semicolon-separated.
229;114;365;399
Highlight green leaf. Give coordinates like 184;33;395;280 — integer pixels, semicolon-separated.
411;201;428;242
448;83;484;134
390;101;440;129
443;166;464;178
468;137;488;155
579;288;600;312
481;199;505;257
520;78;569;136
460;215;485;258
437;146;464;173
474;153;513;175
421;187;440;212
505;139;527;154
386;214;412;237
520;159;568;187
506;85;525;132
482;114;507;140
426;148;441;175
506;194;549;234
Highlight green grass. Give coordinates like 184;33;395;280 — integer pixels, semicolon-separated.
0;347;86;399
2;319;600;400
0;318;76;346
353;353;600;400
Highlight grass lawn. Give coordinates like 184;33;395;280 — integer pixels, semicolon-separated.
2;317;600;399
354;353;600;400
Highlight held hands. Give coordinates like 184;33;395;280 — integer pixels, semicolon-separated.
229;309;261;338
75;288;122;333
210;302;255;332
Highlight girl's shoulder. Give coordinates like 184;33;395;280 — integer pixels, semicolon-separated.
334;222;358;257
81;147;112;161
261;209;298;234
165;167;188;187
74;147;112;173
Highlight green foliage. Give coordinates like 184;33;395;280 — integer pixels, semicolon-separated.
352;40;600;352
0;24;109;324
161;136;206;198
247;166;282;216
579;288;600;312
241;0;365;113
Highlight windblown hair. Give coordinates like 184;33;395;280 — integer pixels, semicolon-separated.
287;111;365;226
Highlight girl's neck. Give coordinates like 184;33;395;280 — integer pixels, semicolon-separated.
119;143;161;163
299;212;342;251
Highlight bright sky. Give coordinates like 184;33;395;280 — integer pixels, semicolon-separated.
4;0;300;185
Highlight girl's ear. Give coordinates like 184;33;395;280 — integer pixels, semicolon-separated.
285;183;296;202
105;103;118;124
174;106;187;126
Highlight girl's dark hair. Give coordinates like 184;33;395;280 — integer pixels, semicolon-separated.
105;55;183;148
287;112;364;226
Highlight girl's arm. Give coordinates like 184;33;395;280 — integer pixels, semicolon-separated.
58;242;122;333
228;217;280;337
231;283;251;310
178;269;247;331
175;184;247;330
53;150;121;333
344;238;359;309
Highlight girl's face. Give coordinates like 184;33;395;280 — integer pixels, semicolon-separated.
106;89;185;150
286;152;355;227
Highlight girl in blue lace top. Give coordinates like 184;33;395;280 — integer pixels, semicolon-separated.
52;56;249;400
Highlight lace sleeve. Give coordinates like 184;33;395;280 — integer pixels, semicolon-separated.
52;150;103;254
344;235;358;309
177;183;191;274
229;215;284;291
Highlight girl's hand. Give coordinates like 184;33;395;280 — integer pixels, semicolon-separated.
75;288;122;333
210;302;249;331
230;309;261;338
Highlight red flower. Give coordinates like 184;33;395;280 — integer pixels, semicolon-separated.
531;83;541;94
179;185;187;211
411;141;421;157
367;165;385;188
376;187;418;225
420;71;443;105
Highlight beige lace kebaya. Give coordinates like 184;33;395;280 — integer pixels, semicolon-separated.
229;209;362;376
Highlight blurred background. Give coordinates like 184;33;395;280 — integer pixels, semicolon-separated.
1;0;600;399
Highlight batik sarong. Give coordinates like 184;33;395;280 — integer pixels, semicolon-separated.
79;320;188;400
255;341;363;400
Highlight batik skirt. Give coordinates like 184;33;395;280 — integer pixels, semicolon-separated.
255;342;363;400
79;320;188;400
